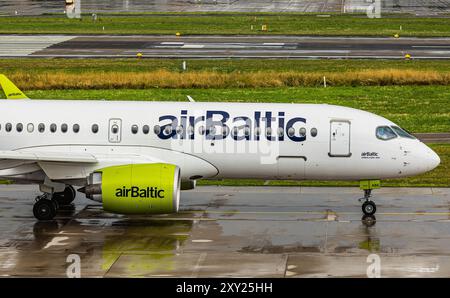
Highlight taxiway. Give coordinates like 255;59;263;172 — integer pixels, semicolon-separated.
0;185;450;277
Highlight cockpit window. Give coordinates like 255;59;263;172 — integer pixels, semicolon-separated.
391;126;416;139
376;126;397;140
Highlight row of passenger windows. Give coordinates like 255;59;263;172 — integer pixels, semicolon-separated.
151;125;318;138
0;122;319;138
0;123;91;134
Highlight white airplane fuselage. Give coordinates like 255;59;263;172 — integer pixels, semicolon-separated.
0;100;440;185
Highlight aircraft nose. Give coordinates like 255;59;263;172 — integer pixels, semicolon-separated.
423;145;440;171
428;148;441;170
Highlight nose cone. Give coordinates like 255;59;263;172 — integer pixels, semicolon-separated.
426;147;441;171
418;143;440;172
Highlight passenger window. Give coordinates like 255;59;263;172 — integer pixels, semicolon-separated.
299;127;306;137
222;126;229;137
73;124;80;133
61;123;68;133
164;126;173;135
5;123;12;132
232;127;238;137
277;127;283;137
142;125;149;134
153;125;161;135
391;126;415;139
176;126;183;135
111;125;119;134
311;128;318;137
131;125;138;134
38;123;45;133
376;126;397;140
16;123;23;132
287;127;295;137
50;123;57;133
266;127;272;136
92;124;99;133
27;123;34;133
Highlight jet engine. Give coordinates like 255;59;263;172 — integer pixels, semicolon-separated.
79;163;180;214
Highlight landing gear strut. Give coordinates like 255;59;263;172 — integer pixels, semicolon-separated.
33;185;76;220
359;180;380;216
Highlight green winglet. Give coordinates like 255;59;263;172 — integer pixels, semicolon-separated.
0;74;29;99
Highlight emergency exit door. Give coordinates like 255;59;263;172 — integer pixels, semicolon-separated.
109;118;122;143
329;120;351;157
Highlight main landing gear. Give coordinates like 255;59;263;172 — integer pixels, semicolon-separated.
33;185;76;220
358;180;380;216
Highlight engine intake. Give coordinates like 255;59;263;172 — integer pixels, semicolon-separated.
79;163;180;214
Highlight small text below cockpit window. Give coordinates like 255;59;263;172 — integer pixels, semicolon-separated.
376;126;397;141
391;126;416;139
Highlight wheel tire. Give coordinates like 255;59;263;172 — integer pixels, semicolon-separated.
33;199;57;221
68;185;76;199
362;201;377;216
53;186;75;205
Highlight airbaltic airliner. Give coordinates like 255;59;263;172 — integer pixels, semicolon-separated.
0;74;440;220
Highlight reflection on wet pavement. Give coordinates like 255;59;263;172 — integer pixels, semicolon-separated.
0;185;450;277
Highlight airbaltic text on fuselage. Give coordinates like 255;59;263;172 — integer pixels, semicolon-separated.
115;186;165;198
157;110;307;142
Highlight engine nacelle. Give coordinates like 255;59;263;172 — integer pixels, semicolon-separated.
79;163;181;214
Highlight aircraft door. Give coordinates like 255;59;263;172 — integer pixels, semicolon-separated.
108;118;122;143
329;120;351;157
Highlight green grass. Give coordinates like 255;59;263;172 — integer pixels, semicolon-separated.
1;14;450;36
198;144;450;187
21;86;450;133
3;58;450;74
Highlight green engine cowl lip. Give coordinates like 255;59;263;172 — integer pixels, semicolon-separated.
92;163;181;215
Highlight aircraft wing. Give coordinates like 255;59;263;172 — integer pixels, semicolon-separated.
0;74;29;99
0;150;97;163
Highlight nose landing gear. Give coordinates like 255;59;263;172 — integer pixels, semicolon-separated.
33;185;76;220
359;180;380;216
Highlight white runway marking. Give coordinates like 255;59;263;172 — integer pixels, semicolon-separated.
0;35;76;57
181;44;205;49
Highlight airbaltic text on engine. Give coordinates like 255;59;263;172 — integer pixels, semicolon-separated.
115;186;164;199
157;110;306;142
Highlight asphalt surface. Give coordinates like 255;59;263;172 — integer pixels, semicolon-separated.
1;185;450;277
414;133;450;144
3;35;450;59
2;0;450;15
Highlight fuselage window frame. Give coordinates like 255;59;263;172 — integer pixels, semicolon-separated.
16;123;23;133
27;123;34;133
50;123;57;133
73;124;80;133
38;123;45;133
131;125;138;134
92;124;99;134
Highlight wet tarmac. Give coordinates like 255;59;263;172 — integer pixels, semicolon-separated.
1;0;450;15
1;185;450;277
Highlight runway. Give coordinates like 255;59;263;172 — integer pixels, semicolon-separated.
3;35;450;59
1;185;450;277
